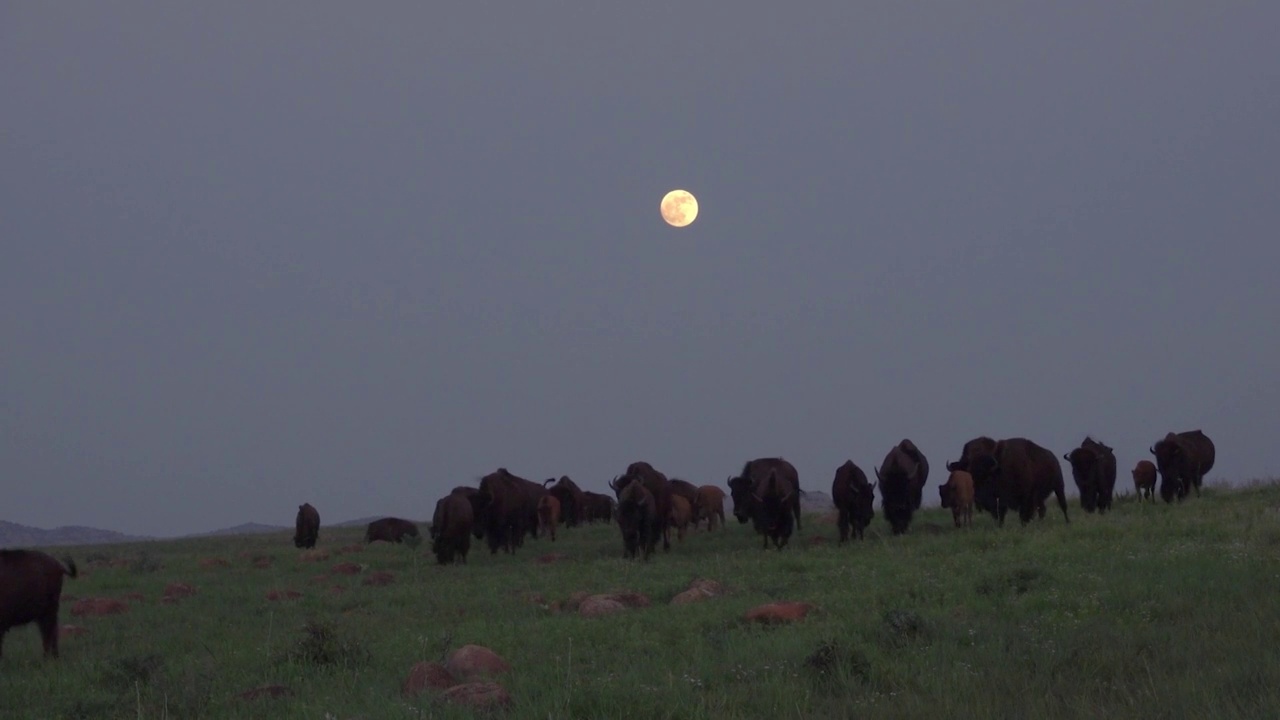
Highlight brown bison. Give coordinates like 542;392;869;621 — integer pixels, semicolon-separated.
1151;429;1216;503
1063;437;1117;513
542;476;586;527
946;436;1000;518
293;502;320;549
727;458;803;533
667;478;701;529
474;468;542;554
939;469;975;528
364;517;420;544
1;550;78;660
831;460;875;542
610;461;672;551
876;443;928;535
449;486;483;538
749;468;797;549
692;485;726;530
537;495;561;541
964;437;1070;526
430;491;474;565
1132;460;1157;502
583;491;616;523
616;478;659;560
668;495;693;541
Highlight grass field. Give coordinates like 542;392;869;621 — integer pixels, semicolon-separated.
4;482;1280;719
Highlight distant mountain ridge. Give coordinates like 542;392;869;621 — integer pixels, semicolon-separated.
0;516;404;548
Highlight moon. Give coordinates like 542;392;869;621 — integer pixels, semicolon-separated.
660;189;698;227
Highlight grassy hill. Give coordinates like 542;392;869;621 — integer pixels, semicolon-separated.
2;482;1279;719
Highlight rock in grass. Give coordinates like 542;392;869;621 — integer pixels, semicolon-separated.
445;645;511;682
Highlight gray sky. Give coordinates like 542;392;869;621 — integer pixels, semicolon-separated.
3;3;1278;537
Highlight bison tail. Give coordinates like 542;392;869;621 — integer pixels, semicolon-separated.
62;557;79;579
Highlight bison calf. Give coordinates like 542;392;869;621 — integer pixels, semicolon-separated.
692;485;726;531
364;517;420;544
431;491;474;565
1;550;79;660
668;495;693;541
939;469;975;528
536;495;561;542
1132;460;1157;502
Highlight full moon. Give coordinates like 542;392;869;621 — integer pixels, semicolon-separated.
660;189;699;227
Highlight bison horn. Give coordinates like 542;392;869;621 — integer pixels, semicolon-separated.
1148;446;1155;455
1063;453;1071;462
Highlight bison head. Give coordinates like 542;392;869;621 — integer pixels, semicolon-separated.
1151;436;1187;503
750;470;793;536
727;474;753;524
1064;447;1101;513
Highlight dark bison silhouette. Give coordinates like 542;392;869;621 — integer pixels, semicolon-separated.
831;460;875;542
965;437;1070;527
1151;430;1216;503
876;442;928;535
616;478;659;560
583;491;616;523
293;502;320;549
430;490;474;565
542;476;586;527
1;549;78;660
1063;437;1117;514
727;458;803;534
474;468;544;554
364;517;420;544
611;462;673;552
947;436;1001;519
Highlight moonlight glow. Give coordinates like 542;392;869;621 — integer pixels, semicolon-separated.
660;189;698;227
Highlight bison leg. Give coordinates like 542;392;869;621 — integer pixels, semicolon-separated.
39;614;59;659
1055;487;1070;524
837;508;850;543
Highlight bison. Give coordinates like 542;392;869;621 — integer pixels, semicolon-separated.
1132;460;1157;502
748;469;797;549
1151;430;1216;503
1;550;78;660
1063;436;1118;514
616;478;659;560
964;437;1070;527
939;469;975;528
891;439;930;510
727;458;803;533
474;468;541;554
542;476;586;527
831;460;875;542
365;517;420;544
430;490;474;565
293;502;320;549
668;495;693;541
692;485;726;530
947;436;1000;518
667;479;701;530
610;462;672;551
537;494;561;541
583;491;616;524
876;443;928;535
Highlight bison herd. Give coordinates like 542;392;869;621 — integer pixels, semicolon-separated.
287;428;1216;566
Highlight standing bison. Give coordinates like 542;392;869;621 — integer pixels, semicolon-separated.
293;502;320;549
692;485;726;530
474;468;541;554
668;495;693;541
891;439;930;510
876;443;928;535
1;550;78;660
1132;460;1157;502
831;460;875;542
667;479;701;529
583;491;616;524
542;476;586;527
939;469;975;528
430;491;474;565
616;479;659;560
963;437;1070;527
1151;430;1216;503
727;458;803;534
365;517;420;544
743;469;797;550
611;462;673;551
1063;437;1118;514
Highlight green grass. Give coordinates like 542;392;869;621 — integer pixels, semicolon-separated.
5;483;1280;719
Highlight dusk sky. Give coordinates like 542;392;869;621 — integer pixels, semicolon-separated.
3;4;1278;537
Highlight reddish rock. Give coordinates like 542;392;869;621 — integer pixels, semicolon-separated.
199;557;231;568
563;591;590;612
535;553;568;564
445;645;511;682
71;598;129;617
265;589;303;601
238;685;293;700
578;595;626;618
671;588;712;605
299;549;330;562
162;583;197;602
401;661;456;697
744;601;816;624
361;571;395;587
59;624;89;639
441;682;511;708
331;563;362;576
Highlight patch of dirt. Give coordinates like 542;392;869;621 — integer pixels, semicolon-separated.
71;598;129;617
744;601;816;624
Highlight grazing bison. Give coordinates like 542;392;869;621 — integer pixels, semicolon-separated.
450;486;483;538
668;495;693;541
947;436;1000;518
616;478;659;560
583;491;616;524
293;502;320;549
831;460;875;542
364;517;420;544
939;469;975;528
727;458;803;533
542;476;586;527
1063;437;1118;514
965;438;1070;527
1132;460;1157;502
1;550;78;660
430;491;474;565
610;462;672;551
876;443;928;535
537;495;561;542
474;468;541;554
692;485;726;530
1151;430;1216;503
